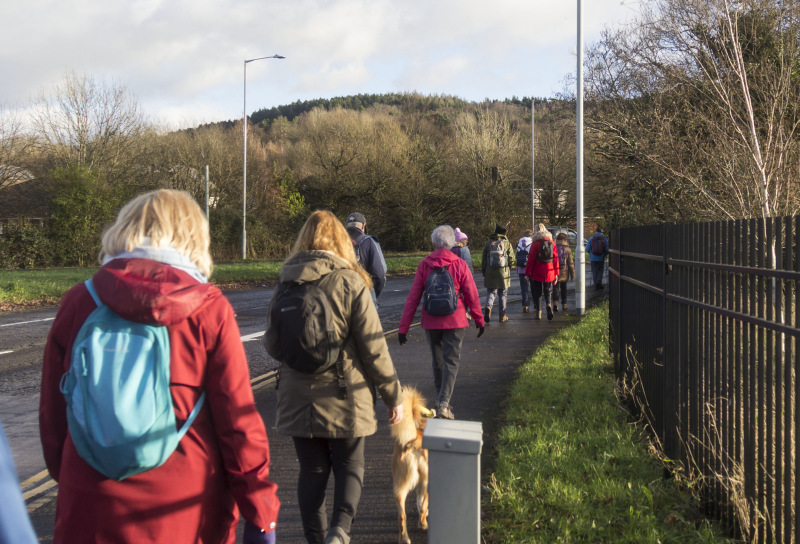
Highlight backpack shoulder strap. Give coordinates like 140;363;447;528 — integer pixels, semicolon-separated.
176;392;206;439
84;278;102;307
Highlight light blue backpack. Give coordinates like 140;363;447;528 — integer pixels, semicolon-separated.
59;279;206;481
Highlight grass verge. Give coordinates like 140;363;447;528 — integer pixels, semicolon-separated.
0;254;428;307
482;302;738;543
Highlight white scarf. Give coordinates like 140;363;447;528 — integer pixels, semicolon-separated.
102;238;208;284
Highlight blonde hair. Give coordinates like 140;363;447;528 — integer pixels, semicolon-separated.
532;223;553;241
290;210;373;289
100;189;213;279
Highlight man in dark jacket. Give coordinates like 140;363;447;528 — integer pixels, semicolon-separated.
346;212;387;300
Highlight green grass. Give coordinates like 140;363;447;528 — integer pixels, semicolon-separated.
0;268;98;305
0;254;428;305
482;303;737;544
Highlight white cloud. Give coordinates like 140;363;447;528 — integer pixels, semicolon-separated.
0;0;636;128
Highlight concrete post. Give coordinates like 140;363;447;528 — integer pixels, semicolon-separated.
422;419;483;544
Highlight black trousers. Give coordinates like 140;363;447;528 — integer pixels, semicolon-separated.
556;280;568;304
530;279;553;310
292;436;366;544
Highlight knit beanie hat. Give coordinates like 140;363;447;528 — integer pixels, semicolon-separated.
495;223;507;235
454;228;468;242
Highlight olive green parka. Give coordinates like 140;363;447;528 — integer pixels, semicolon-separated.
263;250;402;438
481;234;516;289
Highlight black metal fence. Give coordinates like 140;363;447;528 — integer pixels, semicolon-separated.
609;218;800;544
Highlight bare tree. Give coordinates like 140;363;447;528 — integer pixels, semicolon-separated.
0;104;35;190
586;0;800;223
29;72;153;177
452;107;530;226
152;123;252;210
535;115;576;225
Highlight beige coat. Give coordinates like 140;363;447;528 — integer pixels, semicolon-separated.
264;250;402;438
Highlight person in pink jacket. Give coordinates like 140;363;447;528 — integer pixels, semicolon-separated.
524;223;560;321
398;225;485;420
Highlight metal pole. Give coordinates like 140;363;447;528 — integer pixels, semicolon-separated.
205;164;209;217
531;98;535;228
242;60;248;259
241;54;285;260
575;0;586;315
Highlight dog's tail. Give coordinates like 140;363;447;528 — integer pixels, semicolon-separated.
391;386;433;445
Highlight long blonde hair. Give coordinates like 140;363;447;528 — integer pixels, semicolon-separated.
100;189;213;279
532;223;552;241
290;210;373;289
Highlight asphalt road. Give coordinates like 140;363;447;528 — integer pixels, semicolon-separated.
2;265;603;542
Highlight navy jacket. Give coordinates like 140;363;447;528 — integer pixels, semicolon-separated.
347;226;387;297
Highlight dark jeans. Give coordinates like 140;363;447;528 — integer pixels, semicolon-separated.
292;436;366;544
530;279;553;311
591;260;605;287
425;327;467;406
518;274;531;308
556;280;568;304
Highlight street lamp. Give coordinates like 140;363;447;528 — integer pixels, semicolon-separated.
243;54;285;260
575;0;586;315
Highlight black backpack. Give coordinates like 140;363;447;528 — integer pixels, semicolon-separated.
538;239;554;263
268;277;345;374
423;266;458;316
516;244;530;268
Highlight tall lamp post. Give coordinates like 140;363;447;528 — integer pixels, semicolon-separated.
531;98;535;227
575;0;586;315
242;54;285;260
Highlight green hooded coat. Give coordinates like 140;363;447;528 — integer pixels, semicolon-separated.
481;234;516;289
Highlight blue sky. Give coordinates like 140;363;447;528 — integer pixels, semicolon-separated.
1;0;635;128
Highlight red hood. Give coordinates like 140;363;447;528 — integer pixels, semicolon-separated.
423;248;462;268
92;259;220;326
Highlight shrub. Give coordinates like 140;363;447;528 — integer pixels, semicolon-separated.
0;219;53;269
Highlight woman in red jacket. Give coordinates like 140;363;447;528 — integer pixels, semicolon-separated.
40;190;280;544
525;223;560;320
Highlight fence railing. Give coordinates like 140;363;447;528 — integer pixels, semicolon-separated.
609;217;800;544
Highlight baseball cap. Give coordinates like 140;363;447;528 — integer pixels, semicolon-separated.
347;212;366;224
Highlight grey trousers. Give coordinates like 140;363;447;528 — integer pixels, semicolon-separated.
425;327;467;407
486;288;508;315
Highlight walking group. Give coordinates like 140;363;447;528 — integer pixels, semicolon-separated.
23;187;609;544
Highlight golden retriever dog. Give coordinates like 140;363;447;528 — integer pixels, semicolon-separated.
391;386;436;544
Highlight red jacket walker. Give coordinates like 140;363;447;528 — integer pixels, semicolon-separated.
525;238;560;283
40;259;279;543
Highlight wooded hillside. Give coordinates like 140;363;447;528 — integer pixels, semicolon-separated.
1;0;798;269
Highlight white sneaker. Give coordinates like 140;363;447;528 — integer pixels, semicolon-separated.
324;526;350;544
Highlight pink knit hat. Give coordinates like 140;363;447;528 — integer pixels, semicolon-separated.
454;228;468;242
